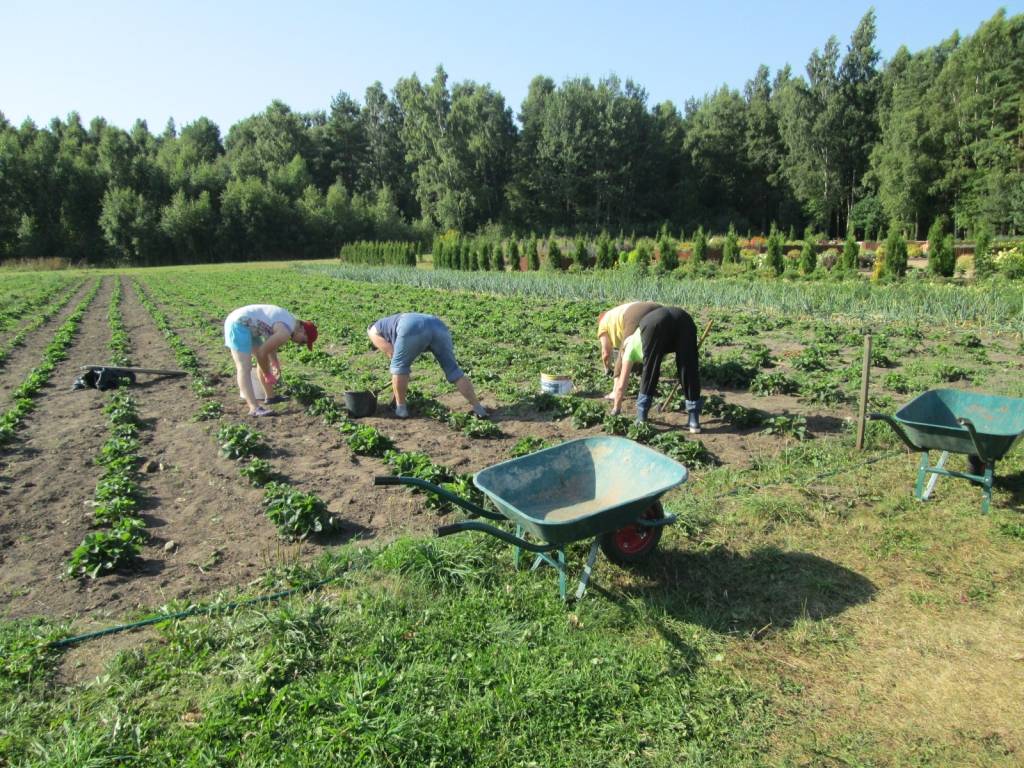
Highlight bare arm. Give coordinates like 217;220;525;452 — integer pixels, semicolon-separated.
612;359;633;413
254;323;291;373
599;334;613;373
368;327;394;358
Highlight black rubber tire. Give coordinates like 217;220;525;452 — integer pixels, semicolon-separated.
600;501;665;565
967;455;987;478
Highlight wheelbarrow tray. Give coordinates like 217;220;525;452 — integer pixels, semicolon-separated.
473;436;688;546
892;389;1024;461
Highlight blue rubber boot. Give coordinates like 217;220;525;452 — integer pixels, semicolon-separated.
636;393;652;424
685;398;702;434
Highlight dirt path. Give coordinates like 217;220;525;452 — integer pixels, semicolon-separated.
0;280;94;407
0;276;113;618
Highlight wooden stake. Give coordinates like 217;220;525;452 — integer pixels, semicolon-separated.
856;334;872;450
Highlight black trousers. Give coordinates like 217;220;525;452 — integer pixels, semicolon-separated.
637;307;701;402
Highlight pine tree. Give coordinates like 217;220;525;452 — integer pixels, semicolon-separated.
692;226;707;263
494;242;506;271
884;226;908;278
842;230;859;271
722;224;739;264
800;239;817;275
572;236;588;269
658;233;678;270
974;226;994;279
527;235;540;271
545;232;563;270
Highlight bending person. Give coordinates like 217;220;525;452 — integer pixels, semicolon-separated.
368;312;487;419
224;304;317;416
610;306;702;431
597;302;663;394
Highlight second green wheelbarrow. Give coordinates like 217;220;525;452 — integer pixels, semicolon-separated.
374;436;688;599
870;388;1024;513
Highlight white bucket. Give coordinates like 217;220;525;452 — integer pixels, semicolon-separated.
540;373;573;396
249;368;267;400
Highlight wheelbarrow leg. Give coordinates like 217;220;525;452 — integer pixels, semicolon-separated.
530;548;569;600
921;451;949;501
981;462;994;514
514;525;524;568
574;539;601;601
914;452;931;501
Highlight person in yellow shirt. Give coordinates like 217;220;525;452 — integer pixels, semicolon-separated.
597;301;662;383
610;306;702;431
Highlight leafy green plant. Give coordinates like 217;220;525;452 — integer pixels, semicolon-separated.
884;372;911;393
447;411;502;438
750;372;798;396
760;414;810;441
262;482;335;539
510;436;550;457
240;458;274;487
602;413;632;436
66;521;143;578
193;401;223;421
627;421;656;442
345;424;394;456
649;432;716;467
570;399;605;429
217;423;265;460
798;379;846;405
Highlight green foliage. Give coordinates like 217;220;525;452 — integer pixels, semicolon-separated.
884;227;908;278
66;520;143;578
799;239;816;275
570;399;605;429
760;414;810;440
766;224;784;276
262;482;334;539
545;233;562;270
509;436;550;457
750;371;799;396
240;458;275;487
842;230;860;270
692;226;707;263
217;423;266;460
974;226;994;278
343;423;395;456
722;224;739;264
571;236;588;269
649;431;716;467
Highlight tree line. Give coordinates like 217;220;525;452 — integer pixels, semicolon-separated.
0;9;1021;266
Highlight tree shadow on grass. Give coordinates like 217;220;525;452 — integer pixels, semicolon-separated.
611;545;877;639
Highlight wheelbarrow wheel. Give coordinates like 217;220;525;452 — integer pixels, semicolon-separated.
600;501;664;565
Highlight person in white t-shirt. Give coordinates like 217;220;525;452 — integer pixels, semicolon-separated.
223;304;317;416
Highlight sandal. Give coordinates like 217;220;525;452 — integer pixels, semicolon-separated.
249;406;272;417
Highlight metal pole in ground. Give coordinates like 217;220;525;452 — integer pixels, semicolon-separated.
856;334;873;450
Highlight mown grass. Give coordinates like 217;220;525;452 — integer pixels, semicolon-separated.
3;424;1022;766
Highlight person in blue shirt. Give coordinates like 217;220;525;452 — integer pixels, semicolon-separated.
368;313;488;419
610;306;702;431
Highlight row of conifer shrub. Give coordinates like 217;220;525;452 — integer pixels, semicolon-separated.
339;241;418;267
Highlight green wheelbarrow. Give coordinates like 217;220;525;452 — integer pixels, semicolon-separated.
870;389;1024;513
374;436;688;599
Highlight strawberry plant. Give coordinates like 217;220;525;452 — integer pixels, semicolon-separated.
193;401;223;421
570;400;605;429
240;458;275;487
217;424;266;460
262;482;335;539
750;372;799;396
343;423;394;456
66;521;143;579
649;432;716;467
760;415;810;441
510;436;550;457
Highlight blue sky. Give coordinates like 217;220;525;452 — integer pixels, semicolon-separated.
3;1;1021;133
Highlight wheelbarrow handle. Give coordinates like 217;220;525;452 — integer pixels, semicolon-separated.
868;413;921;452
373;475;502;520
955;417;994;463
435;520;561;553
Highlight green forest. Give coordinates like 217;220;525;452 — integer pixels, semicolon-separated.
0;9;1021;266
